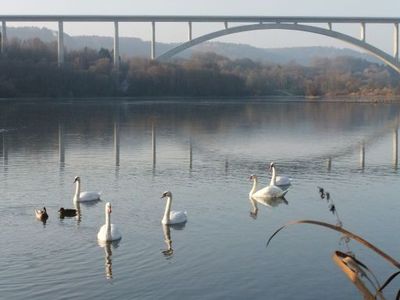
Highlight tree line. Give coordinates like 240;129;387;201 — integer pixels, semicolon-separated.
0;37;399;98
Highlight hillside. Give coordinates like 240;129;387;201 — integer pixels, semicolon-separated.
3;26;379;65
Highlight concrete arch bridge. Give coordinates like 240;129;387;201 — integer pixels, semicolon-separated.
0;16;399;73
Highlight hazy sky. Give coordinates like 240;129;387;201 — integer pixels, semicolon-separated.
2;0;400;53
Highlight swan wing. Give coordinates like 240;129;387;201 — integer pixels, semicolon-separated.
169;210;187;224
252;186;271;198
110;224;122;241
97;224;122;241
276;176;291;186
79;191;101;201
97;224;108;241
253;185;287;199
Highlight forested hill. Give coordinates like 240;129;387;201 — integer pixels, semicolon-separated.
5;26;379;65
0;38;399;98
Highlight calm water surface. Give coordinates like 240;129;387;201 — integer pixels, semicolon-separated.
0;99;400;299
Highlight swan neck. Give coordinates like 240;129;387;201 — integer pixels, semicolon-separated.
74;180;81;201
270;166;276;186
105;208;111;236
162;196;172;224
249;177;258;198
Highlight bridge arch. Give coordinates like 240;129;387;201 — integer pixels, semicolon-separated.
157;23;400;73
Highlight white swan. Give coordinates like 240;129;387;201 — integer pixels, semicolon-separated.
73;176;101;202
97;202;122;242
249;174;288;199
269;162;291;190
161;191;187;225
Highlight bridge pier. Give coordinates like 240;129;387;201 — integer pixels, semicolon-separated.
58;21;64;66
1;21;7;54
114;21;120;70
328;22;332;30
394;23;399;62
188;22;192;41
360;22;366;42
224;21;228;29
151;21;156;60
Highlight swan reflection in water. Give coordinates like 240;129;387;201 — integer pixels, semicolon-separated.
98;240;121;280
161;222;186;257
249;196;288;219
162;224;173;257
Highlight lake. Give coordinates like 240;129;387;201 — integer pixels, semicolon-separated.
1;99;399;299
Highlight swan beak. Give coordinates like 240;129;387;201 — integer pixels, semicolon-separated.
108;207;112;213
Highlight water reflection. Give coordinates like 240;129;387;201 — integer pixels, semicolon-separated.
0;102;399;175
392;127;398;169
152;122;156;172
189;137;193;171
161;224;173;257
249;196;288;219
359;141;365;170
114;121;120;167
98;240;120;280
1;131;8;171
161;222;186;258
58;123;65;168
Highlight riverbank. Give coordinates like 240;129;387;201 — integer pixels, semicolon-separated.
2;95;400;104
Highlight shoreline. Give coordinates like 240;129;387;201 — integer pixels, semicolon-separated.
1;95;400;104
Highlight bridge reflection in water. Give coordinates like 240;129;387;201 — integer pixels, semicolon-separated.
51;118;399;173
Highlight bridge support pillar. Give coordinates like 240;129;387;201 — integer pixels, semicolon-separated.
224;21;228;29
151;21;156;60
328;22;332;30
188;22;192;41
57;21;64;66
1;21;6;54
114;21;120;70
394;23;399;62
393;127;398;168
360;22;366;42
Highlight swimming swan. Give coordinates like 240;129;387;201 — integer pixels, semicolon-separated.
161;191;187;225
249;174;287;199
73;176;101;202
269;162;291;190
97;202;122;242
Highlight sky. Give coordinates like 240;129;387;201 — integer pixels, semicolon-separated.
2;0;400;53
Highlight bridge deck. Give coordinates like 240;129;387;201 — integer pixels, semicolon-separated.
0;15;399;23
